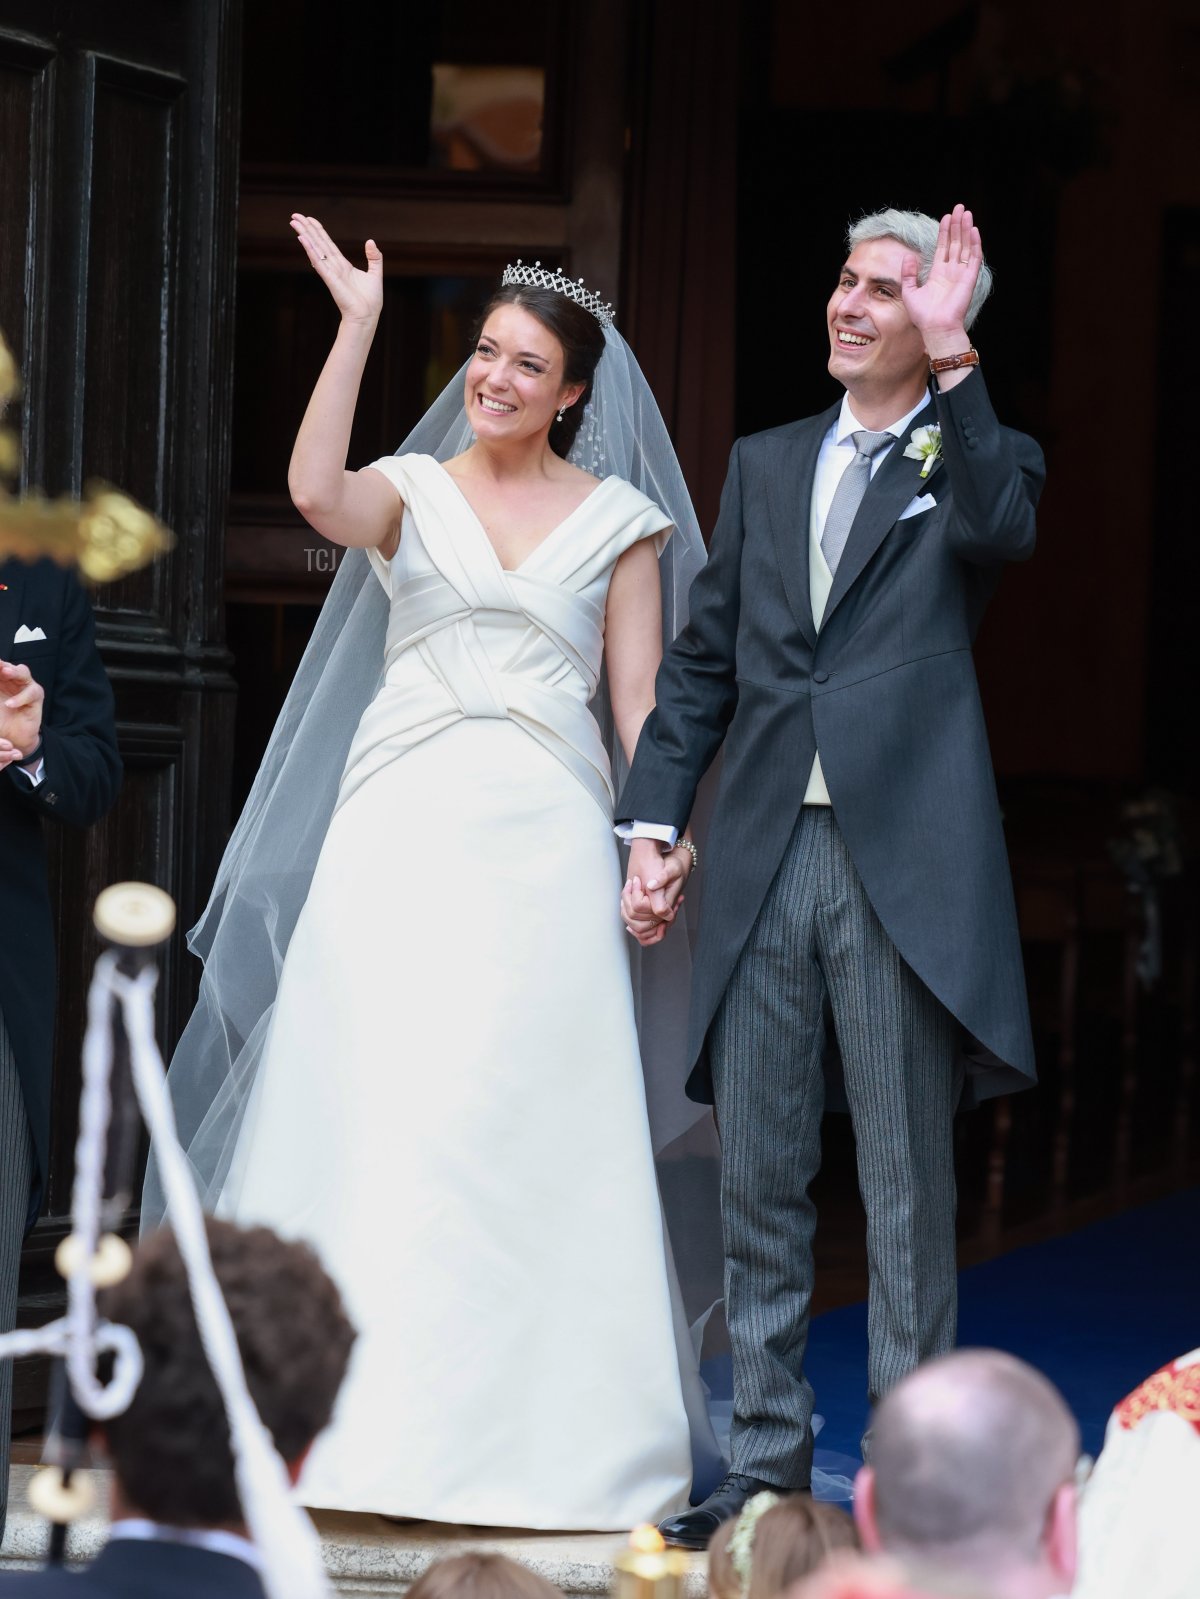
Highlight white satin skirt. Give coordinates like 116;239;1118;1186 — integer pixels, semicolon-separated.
219;719;692;1529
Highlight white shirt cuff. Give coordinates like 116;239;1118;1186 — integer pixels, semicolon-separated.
614;820;679;847
15;757;44;787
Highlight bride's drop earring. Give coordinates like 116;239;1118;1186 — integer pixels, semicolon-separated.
556;407;566;424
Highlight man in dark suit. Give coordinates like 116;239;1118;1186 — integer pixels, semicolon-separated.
618;206;1043;1545
0;557;121;1540
0;1218;356;1596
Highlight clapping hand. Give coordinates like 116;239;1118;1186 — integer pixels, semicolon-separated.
0;659;44;769
291;214;384;327
900;203;981;350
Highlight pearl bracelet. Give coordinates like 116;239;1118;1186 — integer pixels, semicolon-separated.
672;838;699;873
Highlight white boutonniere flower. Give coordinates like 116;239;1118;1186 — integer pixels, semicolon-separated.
903;423;943;479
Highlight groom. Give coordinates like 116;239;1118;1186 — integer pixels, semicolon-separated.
618;206;1043;1546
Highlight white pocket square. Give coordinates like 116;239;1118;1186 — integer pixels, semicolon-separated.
13;624;47;643
898;493;938;521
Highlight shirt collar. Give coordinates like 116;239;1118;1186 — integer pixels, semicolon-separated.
834;388;931;448
108;1518;263;1571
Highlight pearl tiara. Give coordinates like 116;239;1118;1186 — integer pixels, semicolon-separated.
500;259;615;328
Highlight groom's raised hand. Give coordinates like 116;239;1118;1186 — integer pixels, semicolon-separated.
900;202;982;386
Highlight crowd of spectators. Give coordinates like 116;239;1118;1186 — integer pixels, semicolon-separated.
0;1219;1193;1599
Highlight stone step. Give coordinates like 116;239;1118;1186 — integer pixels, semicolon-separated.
1;1467;707;1597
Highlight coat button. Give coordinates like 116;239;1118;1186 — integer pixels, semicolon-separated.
813;669;830;684
44;792;57;805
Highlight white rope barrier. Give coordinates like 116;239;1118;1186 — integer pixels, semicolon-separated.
119;958;331;1599
0;938;331;1599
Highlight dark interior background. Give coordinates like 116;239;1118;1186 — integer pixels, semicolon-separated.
3;0;1195;1423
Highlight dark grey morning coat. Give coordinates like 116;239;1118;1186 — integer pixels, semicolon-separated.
617;369;1044;1106
0;559;121;1219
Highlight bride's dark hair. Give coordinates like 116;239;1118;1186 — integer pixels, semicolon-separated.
474;284;607;459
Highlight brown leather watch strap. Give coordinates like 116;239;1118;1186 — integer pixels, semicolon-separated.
928;346;980;374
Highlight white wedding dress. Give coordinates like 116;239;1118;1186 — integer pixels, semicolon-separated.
218;453;693;1529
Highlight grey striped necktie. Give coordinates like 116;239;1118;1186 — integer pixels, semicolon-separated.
820;429;894;574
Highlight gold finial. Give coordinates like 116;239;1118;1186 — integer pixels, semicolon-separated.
614;1522;691;1599
76;486;174;583
0;335;19;410
0;329;174;581
629;1525;667;1554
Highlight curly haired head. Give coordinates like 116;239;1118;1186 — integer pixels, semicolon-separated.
98;1218;356;1527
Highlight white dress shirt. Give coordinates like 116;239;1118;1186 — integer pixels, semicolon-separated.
107;1518;262;1570
802;388;931;804
619;389;932;843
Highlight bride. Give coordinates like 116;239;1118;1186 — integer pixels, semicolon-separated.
149;215;721;1530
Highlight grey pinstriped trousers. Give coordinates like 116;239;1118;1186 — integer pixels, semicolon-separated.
710;807;961;1489
0;1012;34;1542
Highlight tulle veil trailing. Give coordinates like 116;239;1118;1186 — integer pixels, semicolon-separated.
145;321;728;1494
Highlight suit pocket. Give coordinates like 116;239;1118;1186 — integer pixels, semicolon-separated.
896;503;941;530
898;491;940;521
890;506;942;554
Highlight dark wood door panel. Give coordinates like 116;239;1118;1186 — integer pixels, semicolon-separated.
79;55;185;624
0;3;186;69
1;2;242;1404
0;47;44;364
0;33;54;488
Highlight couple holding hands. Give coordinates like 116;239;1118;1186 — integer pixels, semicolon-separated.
158;203;1042;1542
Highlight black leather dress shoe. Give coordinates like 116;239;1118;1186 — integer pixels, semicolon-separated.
657;1472;788;1550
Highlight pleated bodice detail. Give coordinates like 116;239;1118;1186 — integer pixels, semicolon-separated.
340;454;671;819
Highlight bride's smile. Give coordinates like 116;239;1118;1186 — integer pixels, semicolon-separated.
465;302;583;444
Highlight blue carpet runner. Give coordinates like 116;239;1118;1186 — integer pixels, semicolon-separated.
700;1188;1200;1501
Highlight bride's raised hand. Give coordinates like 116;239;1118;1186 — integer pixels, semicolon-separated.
291;213;383;327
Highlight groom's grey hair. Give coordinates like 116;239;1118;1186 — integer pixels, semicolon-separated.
868;1349;1078;1571
847;208;994;329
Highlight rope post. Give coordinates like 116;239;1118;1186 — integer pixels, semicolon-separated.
11;879;330;1598
92;885;176;1223
36;884;175;1563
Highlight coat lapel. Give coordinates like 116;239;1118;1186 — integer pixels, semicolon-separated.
822;396;938;627
764;406;838;649
0;562;25;655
